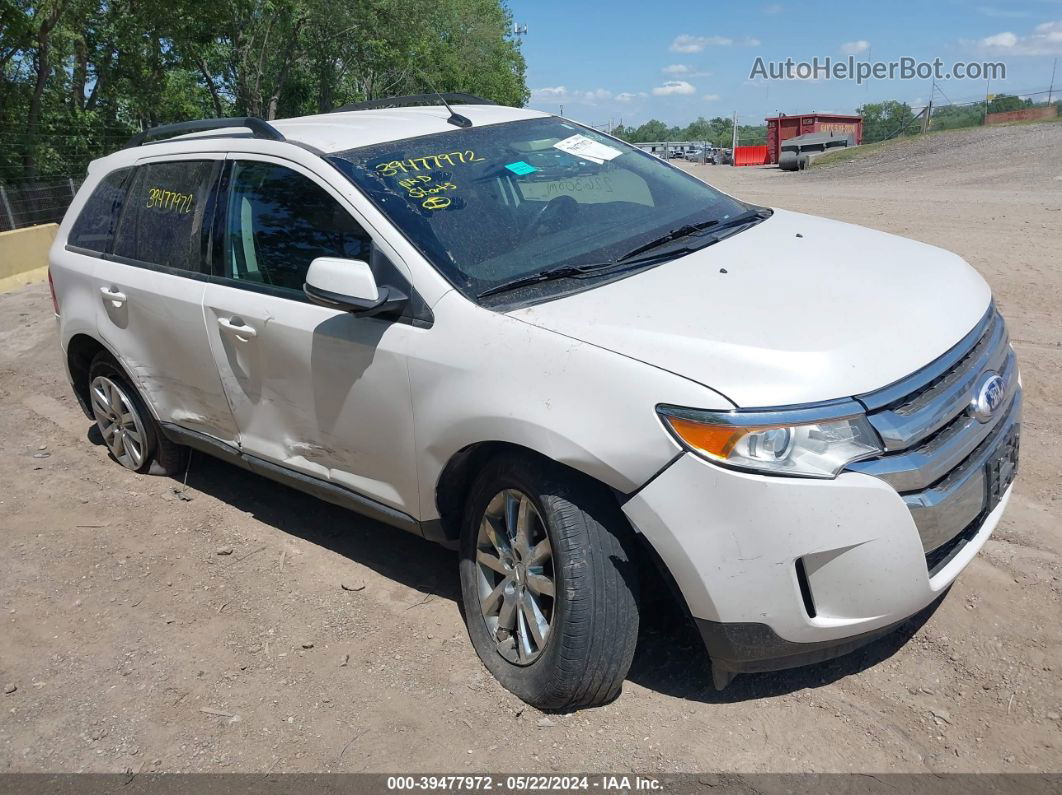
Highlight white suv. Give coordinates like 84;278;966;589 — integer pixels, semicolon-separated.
50;96;1020;709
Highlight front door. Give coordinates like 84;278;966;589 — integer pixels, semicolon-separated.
202;156;420;515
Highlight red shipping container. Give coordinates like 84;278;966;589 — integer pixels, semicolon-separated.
733;145;770;166
764;113;863;164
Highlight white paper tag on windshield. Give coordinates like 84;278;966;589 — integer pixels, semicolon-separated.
552;134;622;164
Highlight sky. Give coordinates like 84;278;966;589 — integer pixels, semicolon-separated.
510;0;1062;128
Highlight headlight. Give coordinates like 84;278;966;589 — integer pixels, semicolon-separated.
657;401;883;478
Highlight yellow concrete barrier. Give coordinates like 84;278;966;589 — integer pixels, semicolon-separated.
0;223;57;293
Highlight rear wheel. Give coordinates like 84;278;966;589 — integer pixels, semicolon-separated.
88;352;187;475
459;454;639;710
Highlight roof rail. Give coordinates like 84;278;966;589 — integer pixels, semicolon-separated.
126;117;286;148
331;93;497;113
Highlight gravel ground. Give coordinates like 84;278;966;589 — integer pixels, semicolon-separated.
1;122;1060;774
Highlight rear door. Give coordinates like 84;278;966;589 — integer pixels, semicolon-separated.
92;153;239;443
201;155;420;514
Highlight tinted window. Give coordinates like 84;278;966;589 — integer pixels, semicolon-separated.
222;161;370;295
68;168;132;252
113;160;217;272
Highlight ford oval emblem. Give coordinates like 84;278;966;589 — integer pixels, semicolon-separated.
971;372;1006;423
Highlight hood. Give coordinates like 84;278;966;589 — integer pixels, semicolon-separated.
509;209;991;408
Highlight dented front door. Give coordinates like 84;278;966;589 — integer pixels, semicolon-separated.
202;284;419;514
201;156;420;515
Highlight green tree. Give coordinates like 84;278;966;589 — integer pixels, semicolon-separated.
857;100;918;143
0;0;528;180
987;94;1031;114
626;119;668;141
930;103;985;131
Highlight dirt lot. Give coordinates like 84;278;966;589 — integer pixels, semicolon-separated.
1;123;1060;774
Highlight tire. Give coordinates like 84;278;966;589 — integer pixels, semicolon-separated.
459;453;639;710
87;352;187;476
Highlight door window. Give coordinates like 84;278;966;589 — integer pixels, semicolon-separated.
222;161;371;295
68;167;133;253
112;160;217;272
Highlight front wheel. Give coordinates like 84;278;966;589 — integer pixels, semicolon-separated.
459;454;639;710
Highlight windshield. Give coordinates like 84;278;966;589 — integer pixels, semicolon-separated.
331;117;748;301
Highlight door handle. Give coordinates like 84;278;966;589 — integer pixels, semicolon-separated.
99;286;127;305
217;316;257;338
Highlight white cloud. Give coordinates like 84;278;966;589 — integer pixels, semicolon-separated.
670;33;760;52
531;86;568;99
702;94;720;101
983;31;1019;47
652;80;696;96
529;86;613;104
762;3;784;14
975;20;1062;54
840;39;871;55
615;92;648;102
661;64;713;77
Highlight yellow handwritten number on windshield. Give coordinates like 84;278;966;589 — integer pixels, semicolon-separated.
422;196;451;211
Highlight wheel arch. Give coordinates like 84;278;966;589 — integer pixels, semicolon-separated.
432;439;699;627
433;440;629;544
66;333;161;423
66;333;111;419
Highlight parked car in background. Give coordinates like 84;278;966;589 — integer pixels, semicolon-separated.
50;95;1020;710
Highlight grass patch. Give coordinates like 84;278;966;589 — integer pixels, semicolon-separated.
809;139;896;168
810;115;1060;169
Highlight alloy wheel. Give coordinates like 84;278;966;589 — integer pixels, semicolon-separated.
475;489;555;665
90;375;148;471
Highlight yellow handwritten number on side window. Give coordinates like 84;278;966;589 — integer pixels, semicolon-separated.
146;187;195;214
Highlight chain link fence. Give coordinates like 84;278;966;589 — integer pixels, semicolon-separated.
0;176;83;233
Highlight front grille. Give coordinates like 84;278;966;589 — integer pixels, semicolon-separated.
847;306;1021;564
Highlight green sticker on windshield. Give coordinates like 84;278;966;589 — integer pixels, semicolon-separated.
505;161;537;176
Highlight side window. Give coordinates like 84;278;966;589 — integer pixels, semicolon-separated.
68;168;132;253
222;161;371;295
113;160;217;272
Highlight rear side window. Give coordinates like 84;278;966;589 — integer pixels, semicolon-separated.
68;168;132;253
222;161;371;295
113;160;217;272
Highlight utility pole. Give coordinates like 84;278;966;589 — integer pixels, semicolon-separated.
922;79;934;134
559;104;564;117
1050;57;1057;105
731;111;738;166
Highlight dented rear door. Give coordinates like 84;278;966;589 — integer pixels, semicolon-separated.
93;153;239;444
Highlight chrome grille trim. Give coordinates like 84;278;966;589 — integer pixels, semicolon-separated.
848;349;1018;493
861;310;1008;451
902;391;1020;553
846;307;1020;558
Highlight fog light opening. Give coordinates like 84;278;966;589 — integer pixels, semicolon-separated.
795;557;817;619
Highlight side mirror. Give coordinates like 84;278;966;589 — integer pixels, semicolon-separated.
303;257;407;317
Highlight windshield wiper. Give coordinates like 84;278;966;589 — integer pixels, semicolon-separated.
477;207;773;300
477;262;619;298
615;207;772;263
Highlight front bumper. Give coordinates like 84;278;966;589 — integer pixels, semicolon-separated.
623;442;1015;678
624;306;1020;682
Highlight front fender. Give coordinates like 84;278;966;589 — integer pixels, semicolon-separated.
410;293;733;520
